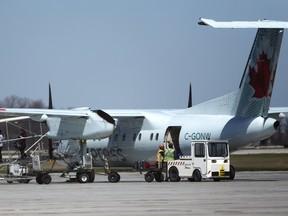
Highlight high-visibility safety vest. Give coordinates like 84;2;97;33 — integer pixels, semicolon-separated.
164;148;175;162
156;149;164;162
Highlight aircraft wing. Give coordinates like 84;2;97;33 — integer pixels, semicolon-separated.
268;107;288;119
0;108;89;120
0;107;116;140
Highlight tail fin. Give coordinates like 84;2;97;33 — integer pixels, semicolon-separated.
187;19;288;117
234;28;284;117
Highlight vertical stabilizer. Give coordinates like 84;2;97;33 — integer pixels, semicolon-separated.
234;28;284;117
193;19;288;117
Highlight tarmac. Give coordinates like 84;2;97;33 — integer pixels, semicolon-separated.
0;171;288;216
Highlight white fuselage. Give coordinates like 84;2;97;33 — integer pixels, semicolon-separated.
85;109;278;167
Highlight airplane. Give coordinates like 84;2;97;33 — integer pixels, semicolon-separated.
1;18;288;182
82;18;288;167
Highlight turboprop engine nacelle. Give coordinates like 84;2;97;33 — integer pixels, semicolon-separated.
46;109;116;140
246;117;280;141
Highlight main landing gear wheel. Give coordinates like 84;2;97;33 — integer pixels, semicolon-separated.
108;172;120;183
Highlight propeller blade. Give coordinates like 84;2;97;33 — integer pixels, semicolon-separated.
48;83;53;109
188;82;192;108
48;83;53;159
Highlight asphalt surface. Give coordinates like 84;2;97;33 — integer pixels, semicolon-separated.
0;171;288;216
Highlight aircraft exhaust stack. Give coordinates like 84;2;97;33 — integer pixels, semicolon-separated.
273;120;280;130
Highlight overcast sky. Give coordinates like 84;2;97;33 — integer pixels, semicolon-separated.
1;0;288;109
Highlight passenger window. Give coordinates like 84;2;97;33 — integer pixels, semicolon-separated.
150;133;153;141
195;143;205;157
138;133;142;141
155;133;159;141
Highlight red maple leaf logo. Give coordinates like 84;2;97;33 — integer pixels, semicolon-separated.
249;51;275;98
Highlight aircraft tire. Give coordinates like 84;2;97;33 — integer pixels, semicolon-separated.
154;171;164;182
42;174;52;184
36;174;43;184
108;172;120;183
169;166;181;182
192;169;202;182
77;172;90;183
144;172;154;182
229;165;235;180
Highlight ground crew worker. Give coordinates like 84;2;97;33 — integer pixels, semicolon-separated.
164;143;175;162
18;129;27;159
156;144;164;168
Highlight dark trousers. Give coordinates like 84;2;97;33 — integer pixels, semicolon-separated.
19;148;26;159
0;147;2;162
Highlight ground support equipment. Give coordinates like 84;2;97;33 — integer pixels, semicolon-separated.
135;161;166;182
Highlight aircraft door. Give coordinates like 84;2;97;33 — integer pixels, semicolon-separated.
109;123;120;148
192;142;207;174
164;126;182;157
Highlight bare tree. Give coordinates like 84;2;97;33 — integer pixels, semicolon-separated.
0;95;48;151
0;95;46;108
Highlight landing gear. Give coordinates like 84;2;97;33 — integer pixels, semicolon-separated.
35;141;121;184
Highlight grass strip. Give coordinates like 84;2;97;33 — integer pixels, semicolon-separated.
231;154;288;171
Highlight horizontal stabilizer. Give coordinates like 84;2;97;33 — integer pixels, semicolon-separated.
199;18;288;29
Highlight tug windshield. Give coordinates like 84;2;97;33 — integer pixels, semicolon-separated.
208;142;228;157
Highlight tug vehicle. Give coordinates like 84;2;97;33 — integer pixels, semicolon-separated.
168;140;235;182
